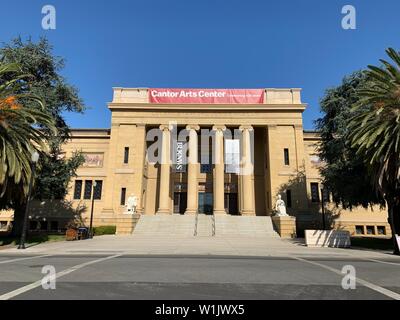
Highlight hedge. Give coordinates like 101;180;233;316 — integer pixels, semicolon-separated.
93;225;116;236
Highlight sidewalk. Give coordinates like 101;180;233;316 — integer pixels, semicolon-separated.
1;234;399;260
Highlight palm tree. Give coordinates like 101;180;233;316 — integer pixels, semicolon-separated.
349;48;400;254
0;62;55;197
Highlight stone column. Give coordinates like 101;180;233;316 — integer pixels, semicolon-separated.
266;125;278;215
157;124;172;214
239;125;255;215
212;125;226;215
185;125;200;214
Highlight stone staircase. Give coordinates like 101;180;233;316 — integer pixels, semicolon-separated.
132;214;279;238
215;215;279;238
133;214;195;236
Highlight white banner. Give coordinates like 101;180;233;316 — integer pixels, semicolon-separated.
173;141;187;172
225;139;240;174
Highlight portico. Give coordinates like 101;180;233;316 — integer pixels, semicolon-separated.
100;87;307;217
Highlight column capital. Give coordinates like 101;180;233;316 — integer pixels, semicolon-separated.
159;124;173;132
212;125;226;131
186;124;200;131
239;125;254;132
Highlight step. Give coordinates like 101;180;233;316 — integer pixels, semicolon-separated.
132;214;279;238
215;216;279;238
133;214;195;236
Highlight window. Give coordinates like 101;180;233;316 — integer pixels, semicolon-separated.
78;180;103;200
311;183;320;202
124;147;129;164
201;163;212;173
84;180;93;200
377;226;386;235
286;190;292;208
366;226;375;235
120;188;126;206
93;180;103;200
73;180;82;200
284;148;290;165
355;225;364;235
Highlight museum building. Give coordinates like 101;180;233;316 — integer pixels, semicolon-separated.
0;88;391;237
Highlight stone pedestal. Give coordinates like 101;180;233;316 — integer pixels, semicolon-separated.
116;213;141;235
272;215;296;238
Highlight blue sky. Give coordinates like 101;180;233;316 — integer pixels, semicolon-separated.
1;0;399;129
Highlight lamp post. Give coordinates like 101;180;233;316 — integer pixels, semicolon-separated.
18;151;40;249
89;181;97;239
320;183;326;230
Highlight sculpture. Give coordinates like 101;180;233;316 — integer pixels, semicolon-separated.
126;194;138;213
275;194;288;216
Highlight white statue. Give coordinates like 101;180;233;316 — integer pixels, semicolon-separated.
275;194;288;216
126;194;138;213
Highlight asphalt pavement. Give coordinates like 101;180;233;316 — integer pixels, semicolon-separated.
0;254;399;300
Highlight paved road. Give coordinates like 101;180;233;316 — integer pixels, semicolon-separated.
0;254;399;300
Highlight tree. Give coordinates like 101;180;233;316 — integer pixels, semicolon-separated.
315;72;385;209
33;144;84;201
349;48;400;254
0;37;84;139
0;37;85;235
0;62;55;194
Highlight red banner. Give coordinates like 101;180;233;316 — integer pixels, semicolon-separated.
149;88;264;104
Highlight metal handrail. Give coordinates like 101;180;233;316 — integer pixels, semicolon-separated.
194;211;216;237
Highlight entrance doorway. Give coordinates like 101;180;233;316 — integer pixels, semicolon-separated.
198;192;213;214
225;193;238;215
173;192;187;214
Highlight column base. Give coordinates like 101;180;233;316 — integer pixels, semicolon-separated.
184;209;197;215
240;209;256;216
156;209;171;215
213;209;226;215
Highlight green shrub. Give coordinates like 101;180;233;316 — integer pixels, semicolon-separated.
93;225;116;236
